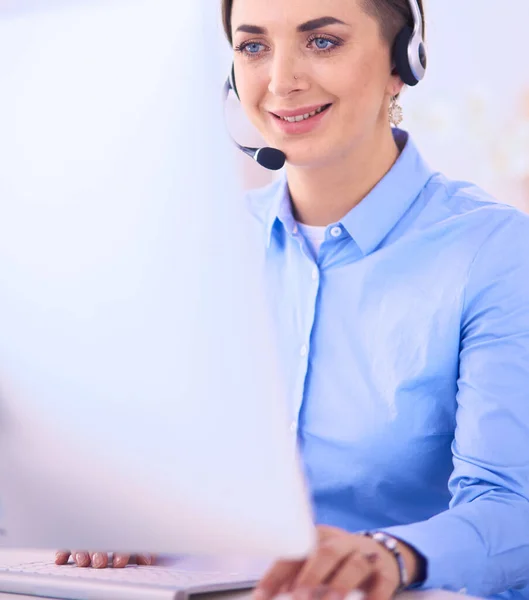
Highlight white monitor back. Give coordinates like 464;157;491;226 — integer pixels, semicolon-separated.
0;0;315;559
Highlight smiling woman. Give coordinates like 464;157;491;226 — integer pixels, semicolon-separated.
226;0;407;177
218;0;529;599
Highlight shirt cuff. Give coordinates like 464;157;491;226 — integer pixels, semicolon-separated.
380;517;485;593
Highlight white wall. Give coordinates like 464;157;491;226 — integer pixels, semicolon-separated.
404;0;529;211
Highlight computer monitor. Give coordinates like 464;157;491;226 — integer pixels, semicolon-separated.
0;0;315;560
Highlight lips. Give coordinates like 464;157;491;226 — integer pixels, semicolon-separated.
270;104;332;122
268;103;333;136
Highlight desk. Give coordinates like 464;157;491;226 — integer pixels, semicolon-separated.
0;550;477;600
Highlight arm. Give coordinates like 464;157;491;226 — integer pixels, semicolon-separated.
382;213;529;595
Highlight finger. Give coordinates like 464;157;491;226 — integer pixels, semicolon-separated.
55;551;71;565
327;552;376;592
254;560;305;600
73;551;91;568
293;538;355;589
112;553;131;568
90;552;109;569
363;575;397;600
136;554;155;566
320;589;346;600
323;590;365;600
361;553;399;600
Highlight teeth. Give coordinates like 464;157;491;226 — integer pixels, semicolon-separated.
281;105;326;122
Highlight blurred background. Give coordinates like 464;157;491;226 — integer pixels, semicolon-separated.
221;1;529;213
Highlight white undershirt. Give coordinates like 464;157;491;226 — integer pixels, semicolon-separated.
297;222;327;259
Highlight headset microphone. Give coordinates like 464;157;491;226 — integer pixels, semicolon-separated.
223;78;286;171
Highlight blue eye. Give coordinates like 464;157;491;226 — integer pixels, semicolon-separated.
313;37;335;50
245;42;264;54
234;41;268;58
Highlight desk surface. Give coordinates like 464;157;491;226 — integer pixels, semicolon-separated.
0;550;476;600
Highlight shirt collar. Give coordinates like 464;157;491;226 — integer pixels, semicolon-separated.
340;129;435;255
261;178;298;247
261;128;436;253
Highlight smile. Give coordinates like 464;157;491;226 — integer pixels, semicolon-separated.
273;104;332;123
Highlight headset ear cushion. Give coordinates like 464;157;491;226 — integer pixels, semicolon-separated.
230;63;240;100
393;25;419;86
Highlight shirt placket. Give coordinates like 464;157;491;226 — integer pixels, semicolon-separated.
288;226;322;438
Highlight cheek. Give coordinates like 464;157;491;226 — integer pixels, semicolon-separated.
235;65;266;104
333;63;387;122
237;79;269;129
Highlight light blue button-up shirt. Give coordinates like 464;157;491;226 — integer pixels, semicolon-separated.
246;129;529;599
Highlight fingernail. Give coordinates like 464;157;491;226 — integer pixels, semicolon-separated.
92;553;105;568
75;553;87;566
345;592;364;600
252;589;270;600
113;556;127;568
294;589;311;600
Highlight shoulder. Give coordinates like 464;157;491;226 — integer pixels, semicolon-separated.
425;176;529;314
421;172;529;247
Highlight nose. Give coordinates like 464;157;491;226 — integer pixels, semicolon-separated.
267;50;308;98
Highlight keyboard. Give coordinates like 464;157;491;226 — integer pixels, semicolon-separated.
0;557;263;600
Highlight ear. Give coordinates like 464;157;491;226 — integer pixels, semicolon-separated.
387;67;405;97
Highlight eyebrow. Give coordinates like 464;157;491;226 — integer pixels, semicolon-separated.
298;17;348;32
235;16;348;36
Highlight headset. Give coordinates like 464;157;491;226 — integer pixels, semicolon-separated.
225;0;427;171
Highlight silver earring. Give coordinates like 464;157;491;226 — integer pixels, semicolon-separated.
389;96;403;127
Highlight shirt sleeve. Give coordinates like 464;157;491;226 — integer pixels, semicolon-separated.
381;212;529;596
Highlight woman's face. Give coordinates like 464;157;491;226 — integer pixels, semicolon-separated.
230;0;403;168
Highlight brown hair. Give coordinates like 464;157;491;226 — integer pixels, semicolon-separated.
221;0;425;47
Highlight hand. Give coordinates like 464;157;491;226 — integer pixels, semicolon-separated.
253;526;421;600
54;551;155;569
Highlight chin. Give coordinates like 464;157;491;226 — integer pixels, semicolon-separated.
284;153;325;168
282;144;340;170
284;132;366;170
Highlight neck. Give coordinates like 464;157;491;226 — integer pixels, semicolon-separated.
286;126;401;226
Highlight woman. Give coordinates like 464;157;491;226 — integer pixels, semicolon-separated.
221;0;529;598
58;0;529;598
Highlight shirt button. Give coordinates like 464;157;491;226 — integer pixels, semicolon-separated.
300;344;308;357
290;421;298;434
312;268;319;281
292;224;299;235
330;226;342;238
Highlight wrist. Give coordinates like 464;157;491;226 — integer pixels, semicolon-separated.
394;539;422;586
363;531;425;590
